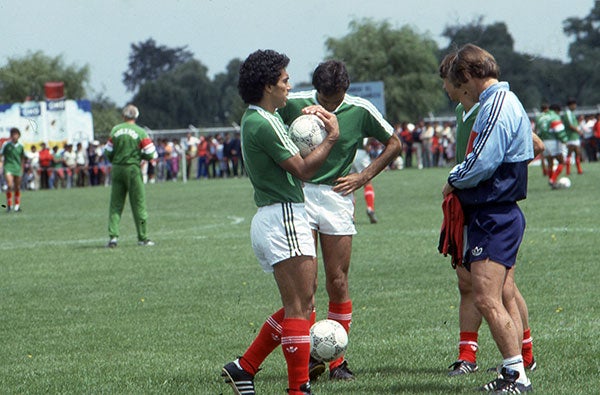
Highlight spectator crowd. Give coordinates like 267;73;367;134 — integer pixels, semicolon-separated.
3;111;600;192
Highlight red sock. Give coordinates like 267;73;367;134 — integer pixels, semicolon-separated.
281;318;311;393
364;184;375;212
565;158;571;175
240;308;284;375
550;164;564;184
327;300;352;369
6;191;12;208
310;309;316;326
522;328;534;366
576;157;583;174
14;190;20;206
458;331;479;363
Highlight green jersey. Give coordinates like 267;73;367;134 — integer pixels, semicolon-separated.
1;140;25;175
278;90;394;185
535;111;552;140
105;122;156;165
241;105;304;207
562;108;580;141
454;102;480;163
547;110;568;142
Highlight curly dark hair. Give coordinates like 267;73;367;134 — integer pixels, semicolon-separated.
238;50;290;104
312;60;350;96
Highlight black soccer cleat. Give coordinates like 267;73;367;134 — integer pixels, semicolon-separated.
448;360;478;376
479;367;532;393
221;359;255;395
329;360;355;381
309;356;326;381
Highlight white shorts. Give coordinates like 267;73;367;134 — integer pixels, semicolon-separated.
566;139;581;147
543;140;565;157
350;149;371;174
304;183;357;236
251;202;316;273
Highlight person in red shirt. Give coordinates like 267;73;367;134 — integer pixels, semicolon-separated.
38;143;53;189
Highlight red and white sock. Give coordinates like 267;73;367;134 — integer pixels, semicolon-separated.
239;308;284;375
521;328;534;367
14;190;20;209
281;318;311;393
457;331;478;363
327;300;352;369
364;184;375;212
576;157;583;174
6;191;12;209
550;164;564;184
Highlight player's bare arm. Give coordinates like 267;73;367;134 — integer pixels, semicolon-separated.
531;132;545;159
333;134;402;196
280;108;339;181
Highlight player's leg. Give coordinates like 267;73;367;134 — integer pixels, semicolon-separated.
363;181;377;224
565;145;574;175
12;175;22;211
513;282;536;369
448;265;481;376
574;144;584;174
471;260;530;389
127;166;151;244
273;256;317;394
107;166;127;246
4;173;14;211
320;233;354;380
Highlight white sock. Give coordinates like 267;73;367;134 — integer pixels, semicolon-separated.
503;355;529;385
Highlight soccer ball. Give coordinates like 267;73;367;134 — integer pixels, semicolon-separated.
288;114;327;157
309;319;348;362
557;177;572;189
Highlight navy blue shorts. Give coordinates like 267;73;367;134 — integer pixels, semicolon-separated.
463;203;525;270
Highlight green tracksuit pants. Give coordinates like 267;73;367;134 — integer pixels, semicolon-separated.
108;164;148;241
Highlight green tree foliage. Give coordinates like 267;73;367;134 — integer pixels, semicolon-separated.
0;51;89;103
440;18;568;110
325;19;445;122
122;38;193;93
132;60;217;129
212;58;245;125
563;2;600;104
90;94;121;141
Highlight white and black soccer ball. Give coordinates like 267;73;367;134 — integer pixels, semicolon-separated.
288;114;327;157
557;177;572;189
309;319;348;362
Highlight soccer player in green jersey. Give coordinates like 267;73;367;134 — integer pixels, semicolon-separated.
562;98;584;175
104;105;157;248
278;60;402;381
221;50;339;395
439;53;538;379
1;128;26;212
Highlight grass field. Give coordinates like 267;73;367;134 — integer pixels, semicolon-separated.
1;163;599;394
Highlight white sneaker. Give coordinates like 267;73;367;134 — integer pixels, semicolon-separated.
138;239;155;246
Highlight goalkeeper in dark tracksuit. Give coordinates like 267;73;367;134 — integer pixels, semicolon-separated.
104;104;157;248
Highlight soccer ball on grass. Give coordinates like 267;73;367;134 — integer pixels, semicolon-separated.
556;177;572;189
309;319;348;362
288;114;327;157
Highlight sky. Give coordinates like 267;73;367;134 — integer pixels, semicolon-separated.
0;0;594;107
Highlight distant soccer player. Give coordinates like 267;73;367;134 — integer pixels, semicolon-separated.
544;104;569;188
562;98;584;175
221;49;339;395
1;128;25;212
104;104;157;247
279;60;402;381
351;138;379;224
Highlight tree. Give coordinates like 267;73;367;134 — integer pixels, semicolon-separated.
325;19;445;122
90;94;121;141
563;2;600;104
122;38;193;93
0;51;89;103
132;60;217;129
440;18;567;110
212;58;245;125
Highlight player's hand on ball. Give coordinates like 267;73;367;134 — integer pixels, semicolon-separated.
302;105;339;142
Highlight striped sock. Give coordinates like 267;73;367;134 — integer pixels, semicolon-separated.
328;300;352;369
240;308;284;375
458;331;478;363
281;318;311;393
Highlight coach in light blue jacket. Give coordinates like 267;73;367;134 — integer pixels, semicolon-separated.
441;44;534;392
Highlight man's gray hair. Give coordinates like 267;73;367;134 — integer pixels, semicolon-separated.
122;104;140;120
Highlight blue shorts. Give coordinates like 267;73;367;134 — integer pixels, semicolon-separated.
463;203;525;270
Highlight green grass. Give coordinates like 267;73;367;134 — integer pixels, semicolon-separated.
1;163;598;394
